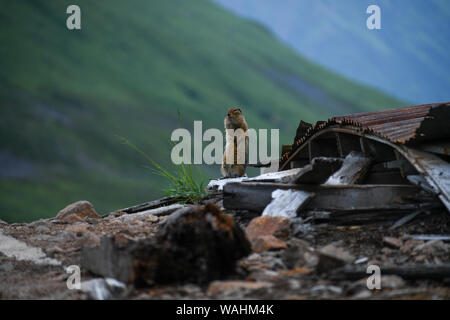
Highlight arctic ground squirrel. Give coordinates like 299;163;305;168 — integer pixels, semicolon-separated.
221;107;249;178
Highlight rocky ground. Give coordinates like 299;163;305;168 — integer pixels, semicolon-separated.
1;195;450;300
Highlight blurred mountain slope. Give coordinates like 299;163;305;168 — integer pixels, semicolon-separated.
213;0;450;104
0;0;404;222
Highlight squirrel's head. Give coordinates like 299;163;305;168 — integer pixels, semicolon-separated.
225;107;246;129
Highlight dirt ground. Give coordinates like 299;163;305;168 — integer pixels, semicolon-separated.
0;198;449;300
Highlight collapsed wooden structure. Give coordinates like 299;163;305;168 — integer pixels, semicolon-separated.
213;102;450;225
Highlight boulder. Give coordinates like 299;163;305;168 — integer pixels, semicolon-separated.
246;216;291;241
56;201;100;222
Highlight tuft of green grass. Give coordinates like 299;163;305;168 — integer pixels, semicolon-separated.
116;135;208;203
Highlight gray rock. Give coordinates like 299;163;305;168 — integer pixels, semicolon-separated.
281;238;312;269
50;230;76;243
35;225;50;234
292;221;314;237
381;275;405;289
383;236;403;249
351;289;373;299
28;219;48;228
317;242;355;273
30;234;52;242
310;284;343;296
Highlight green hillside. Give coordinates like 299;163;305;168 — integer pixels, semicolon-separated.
0;0;405;223
214;0;450;105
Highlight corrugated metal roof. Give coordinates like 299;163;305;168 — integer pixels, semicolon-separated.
332;103;450;143
280;102;450;167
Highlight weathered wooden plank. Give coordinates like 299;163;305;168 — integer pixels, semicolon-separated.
331;264;450;281
109;196;184;215
407;174;437;194
207;176;249;191
245;168;304;183
119;204;187;221
286;157;343;184
325;151;372;185
262;189;314;218
400;147;450;212
223;182;431;212
208;168;303;191
304;209;421;225
303;205;443;225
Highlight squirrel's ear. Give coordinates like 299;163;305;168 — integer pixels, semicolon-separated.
235;108;242;113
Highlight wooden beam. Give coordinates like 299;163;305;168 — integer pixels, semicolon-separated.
325;151;372;185
304;209;430;226
109;196;184;215
223;182;432;212
331;264;450;281
262;189;314;218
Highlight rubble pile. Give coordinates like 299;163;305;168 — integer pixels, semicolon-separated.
82;203;251;286
1;103;449;300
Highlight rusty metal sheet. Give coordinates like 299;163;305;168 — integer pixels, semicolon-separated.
280;102;450;168
332;102;450;144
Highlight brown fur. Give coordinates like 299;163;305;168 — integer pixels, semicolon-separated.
221;108;248;178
